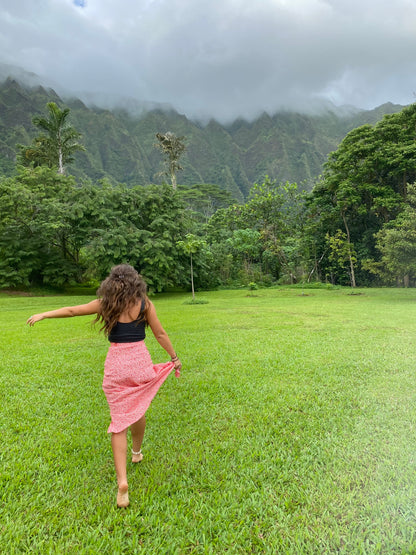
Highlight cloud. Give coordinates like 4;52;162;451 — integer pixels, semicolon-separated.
0;0;415;121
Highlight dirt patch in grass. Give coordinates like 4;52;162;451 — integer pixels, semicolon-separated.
1;290;34;297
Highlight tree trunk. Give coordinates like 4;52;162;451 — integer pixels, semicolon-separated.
58;147;64;175
308;250;326;282
342;211;356;288
171;171;177;190
190;252;195;300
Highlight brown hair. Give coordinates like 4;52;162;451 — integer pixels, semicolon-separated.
95;264;149;336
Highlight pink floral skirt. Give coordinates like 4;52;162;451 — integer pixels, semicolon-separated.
102;341;177;433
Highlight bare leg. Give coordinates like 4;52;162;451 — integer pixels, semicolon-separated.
111;429;129;507
130;414;146;463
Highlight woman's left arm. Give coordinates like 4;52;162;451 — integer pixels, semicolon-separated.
147;301;181;371
27;299;101;326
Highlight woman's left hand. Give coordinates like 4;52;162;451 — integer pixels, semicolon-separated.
172;357;182;377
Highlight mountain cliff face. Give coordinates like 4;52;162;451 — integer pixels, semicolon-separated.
0;78;404;199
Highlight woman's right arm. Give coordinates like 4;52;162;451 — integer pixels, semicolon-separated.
27;299;101;326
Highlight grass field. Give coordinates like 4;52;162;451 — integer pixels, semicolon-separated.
2;287;416;554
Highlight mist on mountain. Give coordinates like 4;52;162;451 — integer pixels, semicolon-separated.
0;71;405;200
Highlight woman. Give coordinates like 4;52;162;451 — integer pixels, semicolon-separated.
27;264;181;508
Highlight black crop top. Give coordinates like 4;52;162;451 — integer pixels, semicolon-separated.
108;300;146;343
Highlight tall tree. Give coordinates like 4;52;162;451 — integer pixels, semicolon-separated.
176;234;207;300
308;105;416;285
18;102;84;174
325;230;357;287
154;132;186;189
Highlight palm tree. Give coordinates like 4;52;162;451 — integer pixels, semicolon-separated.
19;102;84;174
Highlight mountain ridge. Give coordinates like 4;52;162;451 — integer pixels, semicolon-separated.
0;77;406;198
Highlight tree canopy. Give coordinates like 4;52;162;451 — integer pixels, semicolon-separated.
308;104;416;285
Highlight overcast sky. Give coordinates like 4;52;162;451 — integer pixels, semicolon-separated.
0;0;415;121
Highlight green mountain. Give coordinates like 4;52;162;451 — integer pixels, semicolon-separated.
0;77;405;199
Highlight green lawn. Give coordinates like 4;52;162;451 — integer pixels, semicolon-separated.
2;287;416;554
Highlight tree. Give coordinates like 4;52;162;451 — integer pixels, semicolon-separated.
0;166;92;287
178;183;233;224
369;184;416;286
85;184;187;291
325;230;357;287
176;234;206;300
226;228;262;281
203;177;308;285
0;168;188;290
308;106;416;285
246;179;307;283
18;102;85;174
154;132;186;189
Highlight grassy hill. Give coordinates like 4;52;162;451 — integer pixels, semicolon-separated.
0;77;405;198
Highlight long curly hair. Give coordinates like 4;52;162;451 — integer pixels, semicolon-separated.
95;264;149;336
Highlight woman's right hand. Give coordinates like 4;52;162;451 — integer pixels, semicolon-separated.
27;314;44;326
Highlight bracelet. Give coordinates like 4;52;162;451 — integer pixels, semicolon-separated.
171;355;179;361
